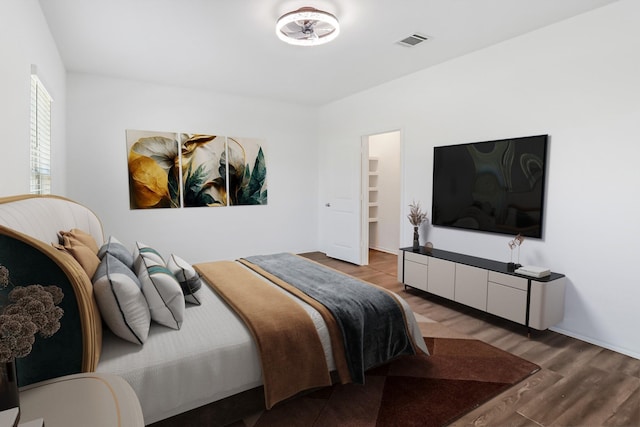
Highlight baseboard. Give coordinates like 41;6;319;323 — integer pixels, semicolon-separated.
550;326;640;360
368;246;396;255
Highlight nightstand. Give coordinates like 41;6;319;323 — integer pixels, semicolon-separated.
18;373;144;427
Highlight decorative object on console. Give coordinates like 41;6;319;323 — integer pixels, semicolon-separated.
424;241;434;253
507;233;525;272
515;265;550;278
408;201;428;251
0;264;64;418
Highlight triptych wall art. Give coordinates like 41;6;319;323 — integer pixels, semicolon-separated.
126;129;267;209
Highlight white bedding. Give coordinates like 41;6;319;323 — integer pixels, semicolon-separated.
97;263;427;424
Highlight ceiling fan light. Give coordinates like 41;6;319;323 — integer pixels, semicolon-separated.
276;7;340;46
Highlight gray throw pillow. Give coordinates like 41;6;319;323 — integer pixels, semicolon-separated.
98;236;134;270
167;254;203;305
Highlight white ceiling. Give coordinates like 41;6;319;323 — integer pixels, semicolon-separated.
39;0;619;106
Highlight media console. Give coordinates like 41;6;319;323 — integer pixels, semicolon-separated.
398;247;566;331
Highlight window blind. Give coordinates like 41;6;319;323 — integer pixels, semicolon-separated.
30;74;52;194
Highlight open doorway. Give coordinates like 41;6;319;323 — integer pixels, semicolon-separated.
361;130;401;265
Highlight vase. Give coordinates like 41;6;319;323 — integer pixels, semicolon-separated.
412;226;420;251
0;359;20;416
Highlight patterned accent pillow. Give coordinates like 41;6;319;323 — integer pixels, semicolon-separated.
98;236;134;270
134;242;185;330
133;242;165;269
92;254;151;345
167;254;203;305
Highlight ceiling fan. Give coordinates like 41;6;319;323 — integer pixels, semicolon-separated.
276;7;340;46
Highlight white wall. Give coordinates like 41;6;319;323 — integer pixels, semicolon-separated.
0;0;67;196
369;132;401;253
318;0;640;358
5;0;638;359
66;74;319;263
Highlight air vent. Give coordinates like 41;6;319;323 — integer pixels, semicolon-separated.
397;33;429;47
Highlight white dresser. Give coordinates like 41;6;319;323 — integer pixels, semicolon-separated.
398;247;566;331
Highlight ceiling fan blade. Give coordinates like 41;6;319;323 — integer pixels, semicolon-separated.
281;29;312;40
313;21;333;30
313;26;335;35
281;22;303;32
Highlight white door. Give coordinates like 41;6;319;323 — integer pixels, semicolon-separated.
324;140;362;265
325;197;361;264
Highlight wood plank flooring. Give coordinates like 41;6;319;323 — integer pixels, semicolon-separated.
300;250;640;427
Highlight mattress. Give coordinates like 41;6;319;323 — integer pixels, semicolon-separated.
96;262;427;424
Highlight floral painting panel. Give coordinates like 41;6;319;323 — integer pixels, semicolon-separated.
228;137;268;206
126;130;181;209
180;134;227;207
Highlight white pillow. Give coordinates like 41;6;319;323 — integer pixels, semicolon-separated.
92;254;151;345
133;241;165;269
98;236;134;270
134;242;185;330
167;254;203;305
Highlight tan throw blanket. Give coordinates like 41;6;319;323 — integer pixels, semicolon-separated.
240;254;417;384
238;258;352;384
194;261;333;409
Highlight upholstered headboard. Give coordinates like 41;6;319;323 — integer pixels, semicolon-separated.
0;195;104;386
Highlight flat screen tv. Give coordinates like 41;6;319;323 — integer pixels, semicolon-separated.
432;135;548;238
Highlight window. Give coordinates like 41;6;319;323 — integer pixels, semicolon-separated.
30;73;52;194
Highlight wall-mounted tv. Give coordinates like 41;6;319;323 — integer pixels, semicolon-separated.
432;135;548;238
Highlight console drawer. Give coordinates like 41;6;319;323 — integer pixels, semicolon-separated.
488;271;528;291
404;251;428;265
487;282;527;324
404;260;428;291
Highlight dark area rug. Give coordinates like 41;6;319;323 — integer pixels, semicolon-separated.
243;337;540;427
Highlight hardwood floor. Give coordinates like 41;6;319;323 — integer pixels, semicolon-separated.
300;250;640;427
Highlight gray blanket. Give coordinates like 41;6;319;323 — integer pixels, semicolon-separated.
244;253;415;384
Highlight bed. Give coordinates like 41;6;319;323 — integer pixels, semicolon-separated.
0;195;428;425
